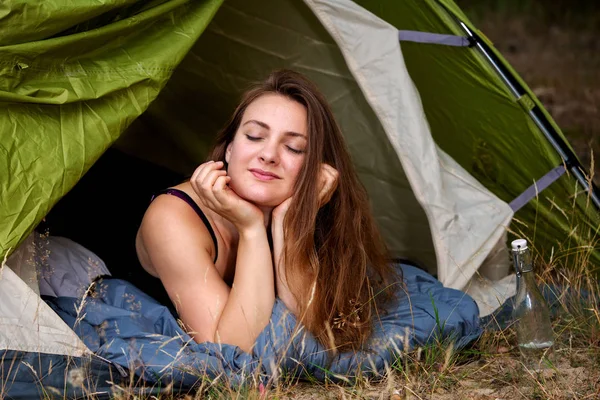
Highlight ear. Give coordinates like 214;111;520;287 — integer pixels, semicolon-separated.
225;142;232;164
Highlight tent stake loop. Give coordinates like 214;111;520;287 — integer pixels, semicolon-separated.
509;165;567;212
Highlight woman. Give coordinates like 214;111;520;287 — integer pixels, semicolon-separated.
136;70;398;354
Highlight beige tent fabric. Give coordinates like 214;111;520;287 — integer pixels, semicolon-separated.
467;274;517;317
305;0;514;301
1;234;89;357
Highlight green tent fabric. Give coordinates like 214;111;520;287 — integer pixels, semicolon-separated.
0;0;223;258
1;0;599;317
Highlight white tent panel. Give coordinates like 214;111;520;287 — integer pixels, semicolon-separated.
1;236;89;357
305;0;514;297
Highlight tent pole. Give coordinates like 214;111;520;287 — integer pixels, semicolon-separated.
456;21;600;211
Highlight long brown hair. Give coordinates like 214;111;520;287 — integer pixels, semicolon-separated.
209;70;399;351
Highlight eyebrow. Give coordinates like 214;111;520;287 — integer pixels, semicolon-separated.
243;119;307;139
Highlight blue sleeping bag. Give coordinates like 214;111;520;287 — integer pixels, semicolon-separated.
46;263;481;387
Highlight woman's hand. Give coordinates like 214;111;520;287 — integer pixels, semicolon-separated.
318;163;339;207
190;161;263;231
272;163;339;224
271;197;293;224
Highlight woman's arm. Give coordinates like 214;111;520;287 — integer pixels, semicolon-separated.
140;198;274;353
189;161;276;350
141;162;275;353
215;221;274;348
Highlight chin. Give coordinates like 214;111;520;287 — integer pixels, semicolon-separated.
230;182;287;208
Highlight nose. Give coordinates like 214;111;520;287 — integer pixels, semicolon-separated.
259;139;279;164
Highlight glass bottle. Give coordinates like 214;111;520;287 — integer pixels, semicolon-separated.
511;239;554;371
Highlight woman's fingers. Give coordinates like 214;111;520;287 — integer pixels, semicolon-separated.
191;160;215;184
318;163;339;206
190;162;204;183
212;175;232;204
189;160;262;230
212;175;262;229
202;170;230;206
213;174;231;191
272;196;293;221
191;161;215;193
200;161;224;185
201;169;227;191
320;164;338;187
191;161;224;195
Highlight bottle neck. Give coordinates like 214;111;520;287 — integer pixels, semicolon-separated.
515;270;538;302
516;269;536;283
512;248;533;276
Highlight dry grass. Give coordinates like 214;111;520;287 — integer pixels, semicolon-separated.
2;213;599;399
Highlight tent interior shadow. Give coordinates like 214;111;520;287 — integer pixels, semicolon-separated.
38;147;186;305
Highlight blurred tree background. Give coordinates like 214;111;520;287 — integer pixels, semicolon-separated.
457;0;600;183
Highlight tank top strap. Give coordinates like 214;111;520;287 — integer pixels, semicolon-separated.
151;188;219;264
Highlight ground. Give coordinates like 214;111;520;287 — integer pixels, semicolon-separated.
269;349;600;399
459;1;600;183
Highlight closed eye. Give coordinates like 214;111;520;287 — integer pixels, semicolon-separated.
245;134;262;141
286;146;305;155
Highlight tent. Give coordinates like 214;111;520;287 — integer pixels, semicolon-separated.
1;0;599;397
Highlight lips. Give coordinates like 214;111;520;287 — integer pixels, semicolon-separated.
249;168;281;181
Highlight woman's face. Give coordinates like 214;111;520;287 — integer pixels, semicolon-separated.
225;93;308;208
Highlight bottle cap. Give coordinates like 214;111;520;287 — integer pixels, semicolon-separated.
511;238;528;251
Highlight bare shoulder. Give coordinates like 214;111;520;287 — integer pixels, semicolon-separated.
137;183;216;275
140;183;201;230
